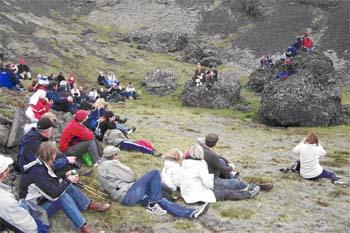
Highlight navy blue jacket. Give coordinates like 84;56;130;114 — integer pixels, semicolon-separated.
46;90;70;112
86;108;107;130
19;159;71;201
18;128;68;173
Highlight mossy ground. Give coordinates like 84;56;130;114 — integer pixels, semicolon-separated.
2;13;349;232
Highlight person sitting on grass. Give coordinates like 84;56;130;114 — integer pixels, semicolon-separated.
97;71;108;87
179;144;255;204
19;142;110;233
0;155;38;233
59;110;103;166
292;131;346;186
160;148;184;200
97;146;209;218
125;82;137;99
199;133;273;192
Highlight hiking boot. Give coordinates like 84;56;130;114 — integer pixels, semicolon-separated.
146;203;167;215
249;185;260;198
87;200;110;212
79;167;94;177
258;183;273;191
127;127;136;134
192;203;210;219
153;151;162;158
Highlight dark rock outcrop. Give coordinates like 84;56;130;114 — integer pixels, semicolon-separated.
247;68;276;93
141;69;177;96
124;31;188;53
182;73;241;109
342;104;350;125
182;43;223;66
259;51;343;127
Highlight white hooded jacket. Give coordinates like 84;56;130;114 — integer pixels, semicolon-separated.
179;159;216;203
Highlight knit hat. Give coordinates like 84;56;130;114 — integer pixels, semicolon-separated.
0;154;13;174
162;148;184;161
188;144;204;160
103;146;120;159
37;117;57;130
75;110;89;122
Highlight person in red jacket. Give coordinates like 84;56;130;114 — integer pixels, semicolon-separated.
59;110;103;165
301;32;314;52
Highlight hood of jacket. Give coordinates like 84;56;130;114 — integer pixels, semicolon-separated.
20;128;48;147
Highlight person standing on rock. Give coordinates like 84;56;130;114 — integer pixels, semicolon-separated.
0;155;38;233
292;131;346;186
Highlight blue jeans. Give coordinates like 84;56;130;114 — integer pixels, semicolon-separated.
214;177;247;190
308;169;339;182
116;124;128;133
122;170;195;218
41;184;90;229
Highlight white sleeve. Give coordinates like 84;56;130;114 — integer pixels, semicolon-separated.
199;162;214;189
292;141;304;154
0;199;37;233
317;144;326;157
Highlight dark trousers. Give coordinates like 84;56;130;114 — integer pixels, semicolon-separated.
308;169;339;182
0;218;23;233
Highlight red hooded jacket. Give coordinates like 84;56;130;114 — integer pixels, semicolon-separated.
302;37;313;49
59;110;94;152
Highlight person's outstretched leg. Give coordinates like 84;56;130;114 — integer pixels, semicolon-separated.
214;189;251;201
119;141;154;155
317;169;339;182
122;170;162;206
214;177;247;191
157;198;195;218
66;184;91;212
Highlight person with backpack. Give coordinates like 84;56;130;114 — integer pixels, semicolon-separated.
292;131;346;186
19;142;110;233
97;146;209;218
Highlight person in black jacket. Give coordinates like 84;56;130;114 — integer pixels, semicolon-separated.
19;141;110;233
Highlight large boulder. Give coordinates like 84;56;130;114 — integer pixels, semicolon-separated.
259;51;343;126
182;73;241;109
141;69;177;96
124;31;188;53
247;68;276;93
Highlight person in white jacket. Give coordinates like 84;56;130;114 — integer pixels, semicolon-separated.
0;154;38;233
292;131;342;184
179;144;254;204
161;148;183;192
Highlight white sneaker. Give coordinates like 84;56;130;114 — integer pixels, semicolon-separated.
192;203;210;219
334;180;349;188
146;203;167;215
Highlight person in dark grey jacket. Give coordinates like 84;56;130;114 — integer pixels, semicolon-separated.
97;146;210;218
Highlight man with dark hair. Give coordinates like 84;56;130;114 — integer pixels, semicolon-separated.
46;81;77;113
202;133;272;192
18;117;76;174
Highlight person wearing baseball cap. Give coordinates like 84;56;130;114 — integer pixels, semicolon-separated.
97;146;209;219
0;155;37;233
18;114;77;174
60;110;103;165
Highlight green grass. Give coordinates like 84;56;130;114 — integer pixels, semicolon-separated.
220;207;255;219
173;221;194;230
329;187;350;197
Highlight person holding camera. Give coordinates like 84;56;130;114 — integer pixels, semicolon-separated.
20;141;110;233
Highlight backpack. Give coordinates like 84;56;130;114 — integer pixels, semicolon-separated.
135;139;155;151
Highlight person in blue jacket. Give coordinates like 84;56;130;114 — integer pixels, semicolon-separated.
0;63;21;90
46;81;78;113
18;117;76;175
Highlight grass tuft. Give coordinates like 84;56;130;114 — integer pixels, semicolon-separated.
220;207;255;219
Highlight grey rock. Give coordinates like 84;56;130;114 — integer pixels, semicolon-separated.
182;73;241;109
0;125;10;146
247;67;276;93
182;43;204;64
259;51;343;126
342;104;350;125
200;56;222;67
124;31;188;53
141;69;177;96
7;109;27;148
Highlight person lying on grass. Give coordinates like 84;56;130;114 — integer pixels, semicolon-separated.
97;146;210;218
